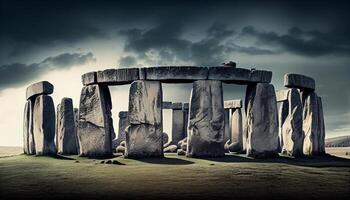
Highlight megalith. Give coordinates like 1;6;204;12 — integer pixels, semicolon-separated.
73;108;80;154
302;91;319;156
186;80;225;157
245;83;279;158
171;102;185;145
77;84;114;157
125;80;163;158
23;100;31;154
317;97;326;155
33;95;57;155
113;111;129;147
280;88;304;157
224;109;231;143
56;98;78;155
228;108;243;152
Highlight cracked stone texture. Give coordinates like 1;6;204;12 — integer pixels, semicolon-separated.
186;80;225;157
77;84;114;157
23;100;35;154
318;97;326;155
73;108;80;154
26;81;54;100
229;108;244;152
280;88;304;157
33;95;56;155
56;98;78;155
284;73;315;91
224;109;231;144
113;111;129;148
172;109;185;145
245;83;279;158
125;80;163;158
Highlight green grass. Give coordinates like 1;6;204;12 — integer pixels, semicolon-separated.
0;147;350;200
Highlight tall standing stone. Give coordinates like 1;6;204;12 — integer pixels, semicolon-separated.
317;97;326;155
113;111;129;147
187;80;225;157
278;100;289;152
23;101;30;154
73;108;80;154
281;88;304;157
183;103;189;138
224;109;231;143
77;84;113;157
33;95;56;155
228;108;243;152
245;83;279;158
27;100;36;155
56;98;78;155
126;80;163;158
302;91;319;156
171;103;185;145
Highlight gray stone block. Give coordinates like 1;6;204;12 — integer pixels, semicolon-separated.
26;81;54;100
162;101;172;109
144;66;208;83
172;102;182;110
82;72;97;86
224;99;242;109
208;67;272;84
276;89;289;102
96;68;139;85
284;73;315;91
172;109;185;145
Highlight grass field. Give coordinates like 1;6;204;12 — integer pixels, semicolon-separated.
0;146;349;200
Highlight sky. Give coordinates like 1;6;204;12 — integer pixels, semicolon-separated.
0;0;349;146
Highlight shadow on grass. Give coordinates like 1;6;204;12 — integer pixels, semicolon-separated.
51;154;76;160
129;157;194;165
202;153;350;168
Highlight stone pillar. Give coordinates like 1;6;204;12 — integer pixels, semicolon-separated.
33;95;57;155
278;100;289;152
114;111;129;147
228;108;243;152
73;108;80;154
317;97;326;155
280;88;304;157
224;109;231;143
245;83;279;158
302;91;320;156
171;102;185;145
182;103;189;138
162;101;173;145
126;80;163;158
187;80;225;157
23;100;31;154
77;84;113;157
56;98;78;155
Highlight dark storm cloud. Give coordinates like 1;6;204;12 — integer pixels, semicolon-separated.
0;52;95;91
240;26;350;56
118;56;138;67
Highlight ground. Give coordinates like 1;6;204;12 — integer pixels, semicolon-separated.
0;147;350;200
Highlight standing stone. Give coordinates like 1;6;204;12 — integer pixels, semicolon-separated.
23;101;30;154
183;103;189;138
125;80;163;158
33;95;56;155
318;97;326;155
278;99;289;152
228;108;243;152
56;98;78;155
113;111;129;147
73;108;80;154
302;91;319;156
77;84;113;157
245;83;279;158
281;89;304;157
224;109;231;144
187;80;225;157
28;100;36;155
172;103;185;145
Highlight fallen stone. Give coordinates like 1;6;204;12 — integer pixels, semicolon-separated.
116;145;125;153
33;95;56;155
302;91;319;156
187;80;225;157
125;80;163;158
280;88;304;157
230;108;243;152
77;84;114;157
224;99;242;109
181;142;187;151
144;66;208;83
56;98;78;155
81;72;97;86
177;137;187;148
164;145;178;153
318;96;326;155
120;141;126;147
162;101;172;109
96;68;139;85
208;67;272;84
177;149;186;156
275;89;289;102
284;73;315;91
26;81;54;100
245;83;279;158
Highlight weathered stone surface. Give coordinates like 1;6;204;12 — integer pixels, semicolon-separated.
208;67;272;84
125;80;163;158
82;72;97;86
302;91;319;156
23;100;31;154
171;102;183;110
224;99;242;109
113;111;129;147
172;109;185;145
164;145;177;153
33;95;56;155
245;83;279;158
187;80;225;157
120;141;126;147
77;84;114;157
177;137;187;149
229;108;243;152
144;66;208;83
116;145;125;154
163;132;169;145
183;105;189;138
280;89;304;157
56;98;78;155
284;74;315;91
278;100;289;152
224;109;231;145
26;81;54;100
183;103;189;110
162;101;172;109
73;108;80;154
177;149;186;155
162;108;172;145
96;68;139;85
318;97;326;155
276;89;289;102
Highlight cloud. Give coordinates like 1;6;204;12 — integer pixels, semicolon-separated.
240;26;350;56
118;56;138;67
0;52;95;91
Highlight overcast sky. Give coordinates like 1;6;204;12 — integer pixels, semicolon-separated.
1;0;349;146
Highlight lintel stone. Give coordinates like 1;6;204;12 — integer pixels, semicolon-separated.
208;67;272;84
26;81;54;100
284;73;315;91
224;99;242;109
144;66;208;83
162;101;172;109
172;102;183;110
97;68;139;85
82;72;97;86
